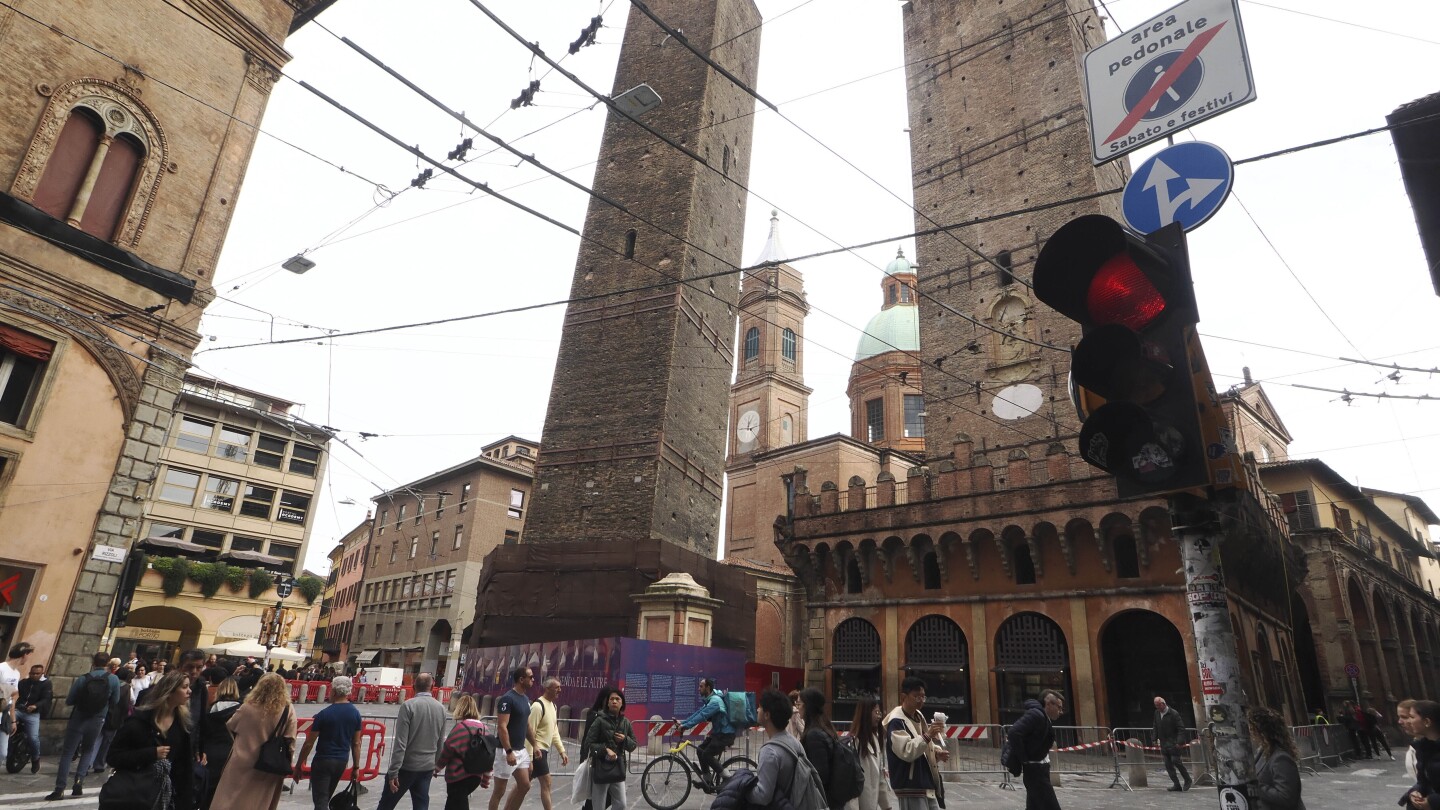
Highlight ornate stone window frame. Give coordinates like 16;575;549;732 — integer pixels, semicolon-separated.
13;79;168;248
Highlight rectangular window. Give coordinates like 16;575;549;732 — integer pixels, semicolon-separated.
402;578;413;598
0;327;52;427
393;623;401;642
214;425;251;461
190;530;224;549
409;537;418;559
230;535;263;552
289;443;321;476
454;526;463;550
176;415;214;453
1331;505;1354;539
904;394;925;438
159;468;201;505
378;509;387;536
415;620;424;642
241;484;276;518
430;531;439;556
865;398;885;442
276;491;310;525
372;547;381;567
508;489;525;520
1355;522;1374;553
445;571;456;593
435;492;446;519
459;483;471;512
415;497;423;525
202;476;239;512
270;542;299;561
422;575;433;596
504;529;520;545
389;542;397;563
396;504;405;527
146;522;185;539
254;434;287;469
1279;491;1317;531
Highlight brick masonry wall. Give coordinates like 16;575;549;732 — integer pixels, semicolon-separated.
901;0;1128;459
528;0;761;557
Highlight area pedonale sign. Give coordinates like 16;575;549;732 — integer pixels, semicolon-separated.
1083;0;1256;164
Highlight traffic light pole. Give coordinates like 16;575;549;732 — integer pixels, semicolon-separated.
1171;491;1255;809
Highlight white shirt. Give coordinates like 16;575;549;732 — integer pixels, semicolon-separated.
0;661;21;708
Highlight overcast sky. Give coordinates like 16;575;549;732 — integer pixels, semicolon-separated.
184;0;1440;573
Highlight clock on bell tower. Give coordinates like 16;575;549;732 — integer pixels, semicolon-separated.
727;212;812;462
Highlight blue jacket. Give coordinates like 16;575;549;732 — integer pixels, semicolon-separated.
681;692;734;734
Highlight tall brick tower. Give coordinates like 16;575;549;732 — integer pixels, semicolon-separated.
473;0;762;648
522;0;762;557
901;0;1128;458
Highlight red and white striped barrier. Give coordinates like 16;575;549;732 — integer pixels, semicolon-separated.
1115;738;1203;752
1053;739;1113;753
650;721;712;737
943;725;989;740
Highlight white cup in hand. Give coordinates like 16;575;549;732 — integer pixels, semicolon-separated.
932;712;948;726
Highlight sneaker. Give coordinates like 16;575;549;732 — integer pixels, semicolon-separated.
1167;785;1183;792
44;792;64;801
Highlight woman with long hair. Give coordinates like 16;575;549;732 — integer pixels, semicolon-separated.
582;690;635;810
436;694;493;810
799;688;846;810
105;671;195;810
210;673;296;810
128;664;149;703
848;697;893;810
1248;707;1305;810
1407;700;1440;810
199;678;243;810
578;686;622;810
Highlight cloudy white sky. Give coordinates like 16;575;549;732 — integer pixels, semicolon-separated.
185;0;1440;573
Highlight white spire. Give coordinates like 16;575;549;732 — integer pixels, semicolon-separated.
752;210;788;265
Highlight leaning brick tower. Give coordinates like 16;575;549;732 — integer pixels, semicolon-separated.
901;0;1128;459
473;0;762;648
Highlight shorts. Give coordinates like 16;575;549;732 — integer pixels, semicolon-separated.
530;748;551;778
494;747;532;780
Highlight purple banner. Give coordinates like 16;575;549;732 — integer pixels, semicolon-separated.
460;637;745;724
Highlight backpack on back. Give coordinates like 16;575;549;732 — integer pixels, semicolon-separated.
824;735;864;806
722;690;758;730
76;673;111;717
760;741;828;810
463;724;498;774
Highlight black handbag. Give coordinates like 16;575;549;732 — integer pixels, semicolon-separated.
329;780;361;810
98;765;163;810
254;707;294;776
591;752;626;785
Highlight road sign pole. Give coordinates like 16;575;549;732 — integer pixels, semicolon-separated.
1172;491;1255;809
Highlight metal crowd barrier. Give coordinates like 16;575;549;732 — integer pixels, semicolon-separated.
1291;724;1345;772
1049;726;1127;789
1110;726;1212;789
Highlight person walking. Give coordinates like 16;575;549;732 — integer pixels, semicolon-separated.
529;677;569;810
129;664;150;704
1004;690;1065;810
106;671;196;810
16;661;51;774
884;676;950;810
199;677;243;810
1342;700;1373;760
798;688;846;810
578;686;621;810
1366;704;1395;761
582;688;635;810
1405;700;1440;810
0;641;33;766
1249;707;1305;810
675;677;736;788
210;673;297;810
748;689;825;810
436;694;493;810
91;665;136;777
1399;699;1420;781
46;651;121;800
489;667;537;810
1151;696;1192;792
293;675;362;810
377;672;448;810
848;697;893;810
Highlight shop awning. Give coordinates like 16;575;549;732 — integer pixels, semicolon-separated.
355;650;380;665
141;536;213;557
220;550;290;572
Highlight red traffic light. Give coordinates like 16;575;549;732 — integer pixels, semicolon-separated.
1033;216;1195;330
1087;253;1166;331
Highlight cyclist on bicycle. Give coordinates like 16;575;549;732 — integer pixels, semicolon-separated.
674;678;735;787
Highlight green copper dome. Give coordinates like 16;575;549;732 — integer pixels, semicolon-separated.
855;304;920;361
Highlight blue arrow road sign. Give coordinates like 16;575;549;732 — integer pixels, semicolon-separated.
1122;141;1234;233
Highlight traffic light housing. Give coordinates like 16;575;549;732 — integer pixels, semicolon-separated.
1034;215;1210;498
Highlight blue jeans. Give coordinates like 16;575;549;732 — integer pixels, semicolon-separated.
376;769;433;810
16;709;41;761
55;714;105;790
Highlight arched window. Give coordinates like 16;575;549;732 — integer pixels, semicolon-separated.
922;552;941;590
1113;535;1140;579
17;81;168;248
624;229;637;259
743;327;760;362
845;557;862;594
782;328;796;361
1014;543;1036;585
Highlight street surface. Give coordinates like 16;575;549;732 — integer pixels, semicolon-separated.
0;704;1406;809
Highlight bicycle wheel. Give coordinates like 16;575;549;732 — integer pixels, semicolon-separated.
5;734;28;774
718;754;758;779
641;754;693;810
